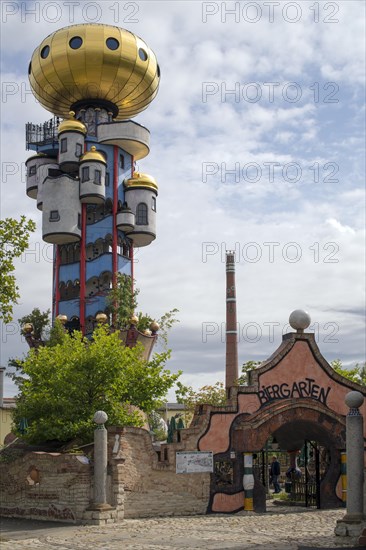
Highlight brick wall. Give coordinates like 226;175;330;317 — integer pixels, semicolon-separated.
0;451;92;522
109;427;210;518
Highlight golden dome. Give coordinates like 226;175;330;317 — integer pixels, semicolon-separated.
150;321;160;332
22;323;34;334
124;171;158;191
58;111;87;135
56;314;68;324
95;312;108;324
28;24;160;121
80;146;106;164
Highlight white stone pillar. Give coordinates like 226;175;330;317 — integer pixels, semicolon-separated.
0;367;5;408
336;391;366;538
92;410;111;510
344;391;364;521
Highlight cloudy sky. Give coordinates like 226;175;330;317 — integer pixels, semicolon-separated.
1;0;365;398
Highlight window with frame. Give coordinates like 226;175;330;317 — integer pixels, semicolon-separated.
28;165;36;176
75;143;83;158
49;210;60;222
77;213;81;229
136;202;148;225
152;196;157;212
94;169;102;185
48;168;61;177
60;138;67;153
81;166;89;182
105;172;110;187
120;154;124;169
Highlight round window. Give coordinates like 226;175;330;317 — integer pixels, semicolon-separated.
28;62;32;75
41;45;50;59
106;37;119;51
138;48;148;61
157;65;161;78
69;36;83;50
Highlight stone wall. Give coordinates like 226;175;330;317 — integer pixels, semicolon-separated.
109;427;210;518
0;451;92;522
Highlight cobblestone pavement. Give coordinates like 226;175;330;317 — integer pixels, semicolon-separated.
0;506;359;550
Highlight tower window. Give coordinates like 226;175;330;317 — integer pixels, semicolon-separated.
120;154;124;169
69;36;83;50
82;166;90;182
106;37;119;50
152;196;156;212
60;138;67;153
41;45;50;59
48;168;61;177
75;143;83;158
105;172;110;187
94;170;101;185
138;48;148;61
28;165;36;176
49;210;60;222
136;203;148;225
77;213;81;229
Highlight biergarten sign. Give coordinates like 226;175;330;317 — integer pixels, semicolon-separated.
258;378;331;406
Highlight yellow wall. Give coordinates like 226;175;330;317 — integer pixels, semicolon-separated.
0;408;13;445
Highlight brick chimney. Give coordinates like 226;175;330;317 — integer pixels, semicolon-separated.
225;251;238;391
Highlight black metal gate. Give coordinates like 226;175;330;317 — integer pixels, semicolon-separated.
291;440;321;508
254;440;328;509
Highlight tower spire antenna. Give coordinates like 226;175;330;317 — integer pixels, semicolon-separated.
225;250;238;394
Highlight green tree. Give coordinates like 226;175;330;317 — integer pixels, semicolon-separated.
0;216;36;323
330;359;366;385
237;360;262;385
107;273;179;351
10;325;181;444
106;273;139;329
18;307;51;340
148;410;167;441
176;381;226;424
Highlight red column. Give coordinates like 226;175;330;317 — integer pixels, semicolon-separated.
112;146;118;287
54;245;60;317
79;204;86;333
129;244;134;296
130;155;134;296
225;251;238;392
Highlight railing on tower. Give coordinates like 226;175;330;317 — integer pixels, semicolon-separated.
25;116;60;150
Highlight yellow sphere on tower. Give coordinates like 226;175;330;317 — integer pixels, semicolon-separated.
28;24;160;120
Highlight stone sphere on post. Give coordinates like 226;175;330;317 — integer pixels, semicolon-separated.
345;391;364;410
93;410;108;425
289;310;311;332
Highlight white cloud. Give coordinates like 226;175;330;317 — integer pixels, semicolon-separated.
1;0;365;397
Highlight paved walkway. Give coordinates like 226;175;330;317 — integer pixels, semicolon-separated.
0;506;359;549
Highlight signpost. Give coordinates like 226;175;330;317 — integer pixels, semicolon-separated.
176;451;213;474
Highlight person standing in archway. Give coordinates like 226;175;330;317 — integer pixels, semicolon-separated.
270;456;281;493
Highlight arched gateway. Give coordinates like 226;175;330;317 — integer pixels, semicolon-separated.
184;253;366;514
196;327;366;512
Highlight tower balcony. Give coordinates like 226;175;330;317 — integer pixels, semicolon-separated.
97;120;150;160
26;117;60;151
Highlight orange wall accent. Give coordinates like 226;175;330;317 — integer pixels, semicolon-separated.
199;413;235;453
212;491;244;512
258;341;366;434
